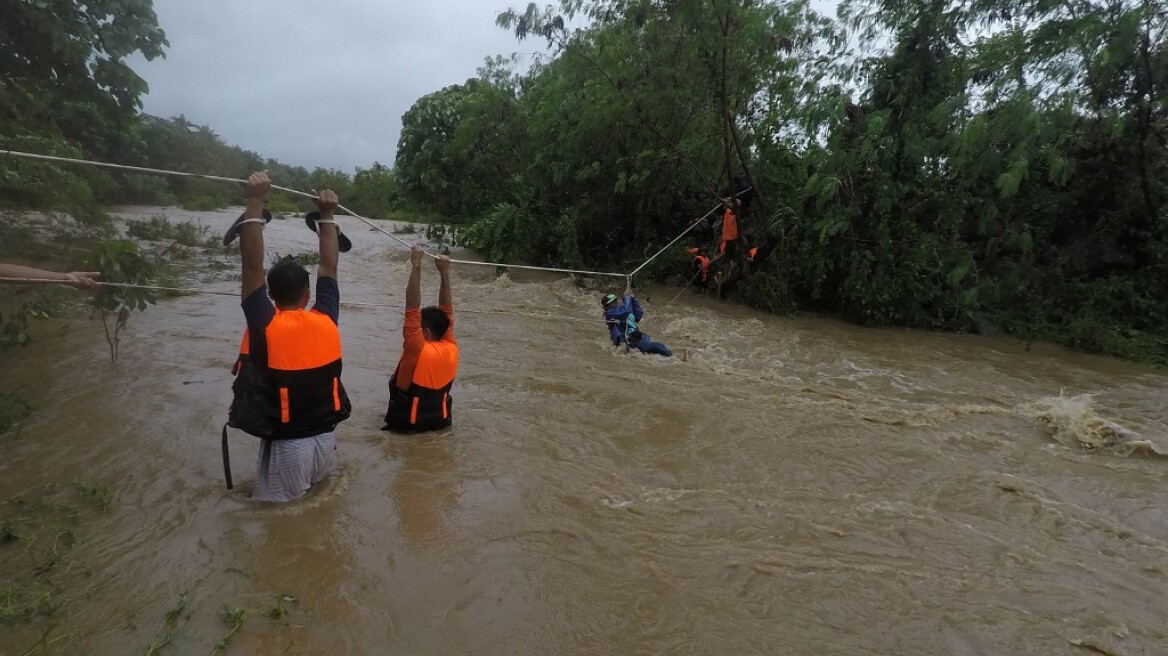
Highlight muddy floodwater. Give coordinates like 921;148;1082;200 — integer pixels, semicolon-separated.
2;207;1167;655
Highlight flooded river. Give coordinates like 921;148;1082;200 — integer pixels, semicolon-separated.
2;207;1167;655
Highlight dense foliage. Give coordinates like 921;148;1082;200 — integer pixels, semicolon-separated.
0;0;399;220
390;0;1168;363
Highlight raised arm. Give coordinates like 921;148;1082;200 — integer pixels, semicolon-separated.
406;244;423;310
240;171;271;300
435;255;451;307
0;263;100;288
314;189;340;280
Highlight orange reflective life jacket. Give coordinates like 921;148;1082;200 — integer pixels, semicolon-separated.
693;255;710;282
228;310;351;440
721;208;738;241
384;340;458;433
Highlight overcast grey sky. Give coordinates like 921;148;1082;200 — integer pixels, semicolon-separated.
130;1;852;174
130;0;542;173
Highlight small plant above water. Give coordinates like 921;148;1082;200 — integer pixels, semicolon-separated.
264;594;297;620
87;240;162;362
126;216;214;248
273;252;320;267
209;606;246;656
144;592;190;656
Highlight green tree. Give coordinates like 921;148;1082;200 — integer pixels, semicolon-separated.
0;0;168;217
348;163;401;218
0;0;168;155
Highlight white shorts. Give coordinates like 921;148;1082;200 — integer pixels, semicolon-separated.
252;431;336;503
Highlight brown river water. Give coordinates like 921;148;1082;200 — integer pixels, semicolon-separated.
2;207;1167;655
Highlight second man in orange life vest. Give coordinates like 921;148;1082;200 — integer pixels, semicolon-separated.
224;170;351;502
383;244;459;433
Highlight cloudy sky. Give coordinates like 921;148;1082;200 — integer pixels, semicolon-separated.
130;1;850;174
130;1;546;172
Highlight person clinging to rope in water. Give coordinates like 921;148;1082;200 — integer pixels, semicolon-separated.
602;281;673;357
383;244;459;434
0;263;100;288
221;170;352;502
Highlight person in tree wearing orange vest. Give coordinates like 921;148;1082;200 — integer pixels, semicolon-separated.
383;244;459;433
221;170;352;502
715;196;741;260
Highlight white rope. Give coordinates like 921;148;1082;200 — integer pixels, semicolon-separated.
0;277;602;324
446;258;625;278
653;267;706;316
0;150;754;327
626;187;752;279
0;150;626;278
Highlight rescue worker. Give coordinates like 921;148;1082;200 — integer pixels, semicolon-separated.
383;244;459;433
602;283;673;357
0;263;100;287
687;247;710;288
715;196;741;261
222;170;351;502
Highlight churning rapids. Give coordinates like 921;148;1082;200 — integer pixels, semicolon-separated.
1;207;1166;655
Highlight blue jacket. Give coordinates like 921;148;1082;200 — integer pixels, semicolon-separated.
604;295;645;346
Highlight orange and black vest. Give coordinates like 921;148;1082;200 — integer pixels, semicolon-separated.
232;330;251;376
693;254;710;282
722;208;738;242
383;341;458;433
228;310;351;440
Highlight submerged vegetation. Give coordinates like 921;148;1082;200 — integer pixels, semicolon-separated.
0;482;112;625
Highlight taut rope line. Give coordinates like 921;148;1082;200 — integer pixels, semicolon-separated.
1;149;745;282
0;278;604;324
0;150;626;279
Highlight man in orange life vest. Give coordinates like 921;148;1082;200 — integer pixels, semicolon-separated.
383;244;459;433
687;247;710;288
223;171;351;502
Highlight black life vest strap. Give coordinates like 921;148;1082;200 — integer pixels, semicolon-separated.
221;423;233;490
258;439;273;488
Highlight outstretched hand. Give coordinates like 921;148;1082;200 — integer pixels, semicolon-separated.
410;244;425;268
435;254;450;275
64;271;101;289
